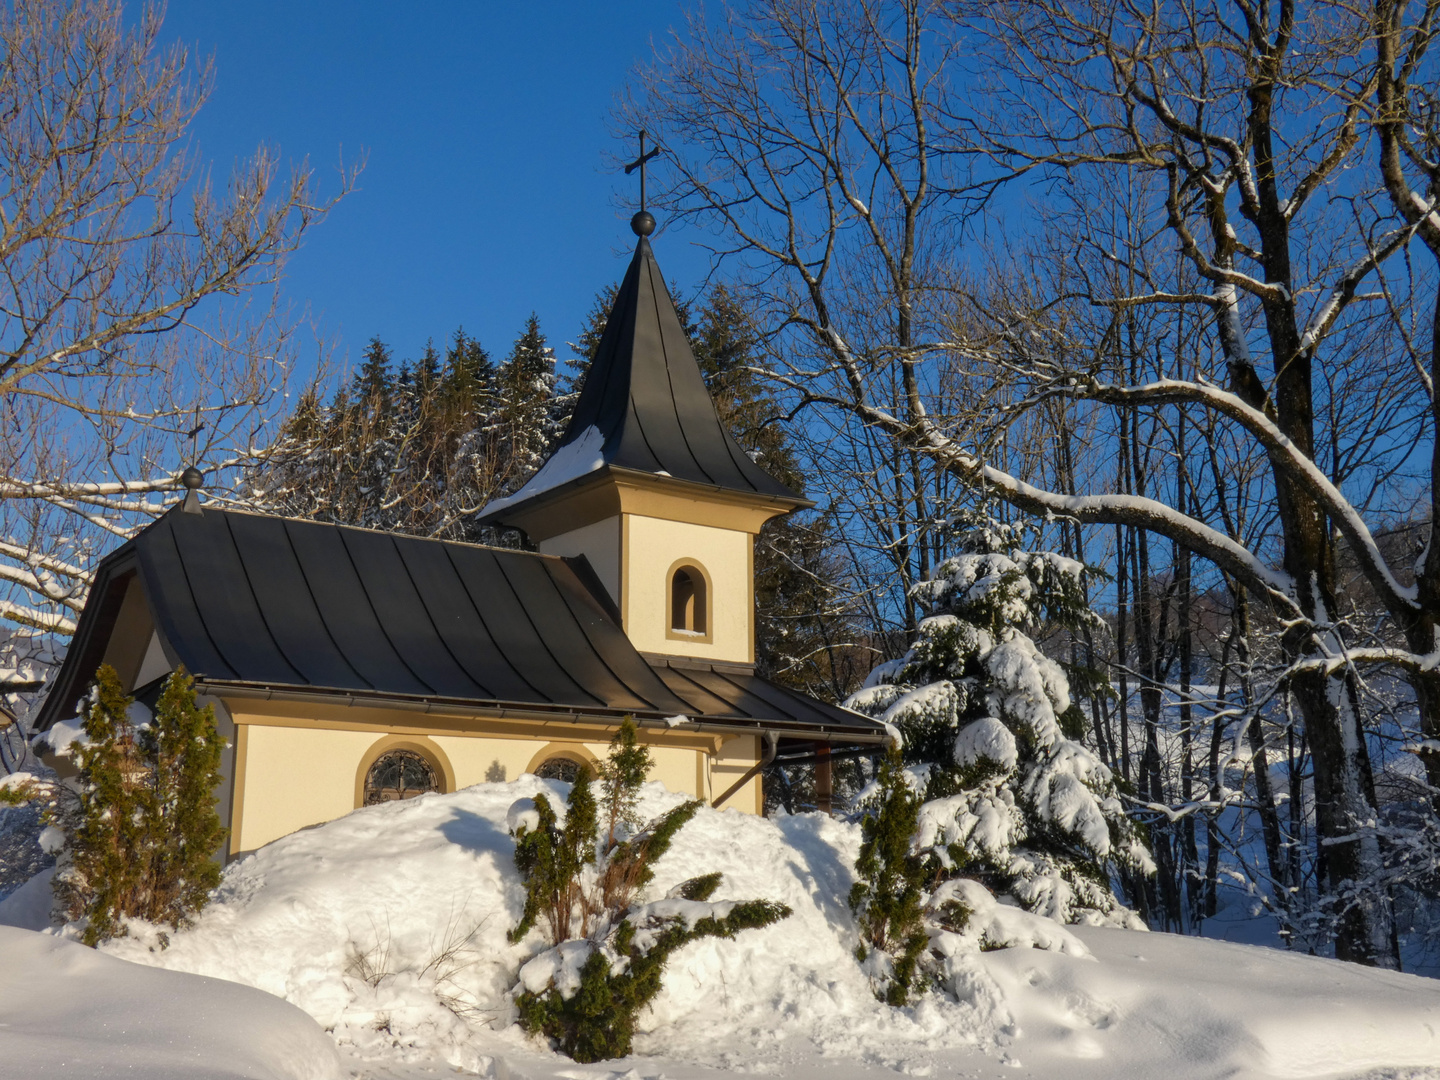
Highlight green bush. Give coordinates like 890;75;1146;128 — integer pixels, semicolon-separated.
50;664;227;944
849;744;929;1004
509;763;598;946
508;717;791;1061
516;894;790;1061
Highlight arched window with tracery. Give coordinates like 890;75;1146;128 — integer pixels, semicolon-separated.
670;564;708;636
363;748;440;805
534;757;582;783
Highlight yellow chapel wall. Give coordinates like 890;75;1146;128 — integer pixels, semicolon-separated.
539;516;622;603
228;713;762;855
622;514;753;663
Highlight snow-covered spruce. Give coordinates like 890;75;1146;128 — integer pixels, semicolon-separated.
846;516;1153;927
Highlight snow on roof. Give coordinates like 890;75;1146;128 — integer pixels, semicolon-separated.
477;236;807;527
476;424;606;517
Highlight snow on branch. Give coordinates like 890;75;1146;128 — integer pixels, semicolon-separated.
0;599;76;635
955;456;1301;615
773;369;1305;617
0;541;89;585
0;472;192;500
1046;375;1420;614
1288;646;1440;678
0;561;85;613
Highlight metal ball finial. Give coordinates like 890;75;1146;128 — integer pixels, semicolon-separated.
181;466;204;491
631;210;656;237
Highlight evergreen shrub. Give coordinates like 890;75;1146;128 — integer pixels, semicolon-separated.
46;664;227;944
849;744;928;1004
508;717;791;1061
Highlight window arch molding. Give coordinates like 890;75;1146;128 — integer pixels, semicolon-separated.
524;741;601;780
354;735;455;809
665;558;714;644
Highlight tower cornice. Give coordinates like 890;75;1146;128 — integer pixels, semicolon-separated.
492;464;807;543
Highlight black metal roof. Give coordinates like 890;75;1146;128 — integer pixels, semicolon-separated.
477;236;806;524
35;508;880;746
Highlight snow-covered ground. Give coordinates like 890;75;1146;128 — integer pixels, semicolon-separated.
0;925;341;1079
3;776;1439;1080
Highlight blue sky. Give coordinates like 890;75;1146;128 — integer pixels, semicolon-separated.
160;1;710;380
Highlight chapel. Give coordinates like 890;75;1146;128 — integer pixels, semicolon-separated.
32;213;885;859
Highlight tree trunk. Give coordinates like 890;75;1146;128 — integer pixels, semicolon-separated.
1178;540;1200;928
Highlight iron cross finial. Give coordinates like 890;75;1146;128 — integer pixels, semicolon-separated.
624;129;662;236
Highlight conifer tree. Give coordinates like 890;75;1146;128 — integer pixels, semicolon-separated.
509;765;598;946
354;336;394;404
598;718;649;850
846;511;1153;925
143;668;227;926
442;327;493;415
495;314;559;489
57;664;150;943
51;665;228;944
252;326;513;542
414;338;442;390
849;744;928;1005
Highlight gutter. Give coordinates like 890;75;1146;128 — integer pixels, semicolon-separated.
771;745;883;767
196;679;887;747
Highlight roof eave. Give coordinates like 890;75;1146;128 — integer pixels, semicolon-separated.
197;678;886;746
31;546;142;734
474;463;814;533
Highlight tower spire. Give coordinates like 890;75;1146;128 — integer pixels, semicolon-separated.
476;223;808;529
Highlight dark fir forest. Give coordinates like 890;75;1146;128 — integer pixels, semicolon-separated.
251;287;857;713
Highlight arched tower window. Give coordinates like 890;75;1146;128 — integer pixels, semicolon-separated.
670;564;708;635
363;748;440;805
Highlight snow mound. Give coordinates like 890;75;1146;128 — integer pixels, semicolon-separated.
102;778;1022;1073
0;925;340;1080
90;777;1440;1080
987;926;1440;1080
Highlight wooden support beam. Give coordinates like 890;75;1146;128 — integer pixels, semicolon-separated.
814;742;832;815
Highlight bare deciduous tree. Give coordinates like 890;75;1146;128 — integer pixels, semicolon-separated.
0;0;350;651
627;0;1440;966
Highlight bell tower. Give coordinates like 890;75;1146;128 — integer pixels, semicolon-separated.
476;213;809;666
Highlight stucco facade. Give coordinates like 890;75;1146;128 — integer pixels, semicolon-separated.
620;514;753;664
225;701;763;856
33;228;886;867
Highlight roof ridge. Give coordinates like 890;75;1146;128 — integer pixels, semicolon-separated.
192;506;569;561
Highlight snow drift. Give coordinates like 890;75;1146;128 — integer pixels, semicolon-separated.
0;925;340;1080
101;777;999;1074
19;775;1438;1079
